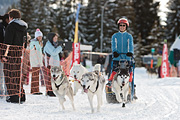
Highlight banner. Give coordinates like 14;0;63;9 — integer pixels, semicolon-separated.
72;3;81;67
160;42;169;78
72;43;80;65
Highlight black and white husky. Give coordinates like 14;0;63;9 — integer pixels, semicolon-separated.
81;72;105;113
112;60;130;107
51;66;75;111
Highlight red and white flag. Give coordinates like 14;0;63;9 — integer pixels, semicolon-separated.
72;43;80;66
160;43;169;78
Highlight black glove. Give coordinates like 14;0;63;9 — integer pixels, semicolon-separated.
126;52;133;57
113;52;119;58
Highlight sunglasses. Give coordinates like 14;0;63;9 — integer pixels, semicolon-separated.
119;25;126;27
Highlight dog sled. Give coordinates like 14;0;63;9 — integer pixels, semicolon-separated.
105;53;137;103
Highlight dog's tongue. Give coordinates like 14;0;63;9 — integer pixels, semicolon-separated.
84;89;88;93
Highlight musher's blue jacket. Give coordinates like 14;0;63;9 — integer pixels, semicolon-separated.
111;31;134;61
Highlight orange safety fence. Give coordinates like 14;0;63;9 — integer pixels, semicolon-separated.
0;43;72;97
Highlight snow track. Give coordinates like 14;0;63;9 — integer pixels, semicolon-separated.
1;67;180;120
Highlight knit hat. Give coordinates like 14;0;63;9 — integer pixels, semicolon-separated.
35;28;43;38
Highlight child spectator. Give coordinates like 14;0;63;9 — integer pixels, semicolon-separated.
30;29;43;95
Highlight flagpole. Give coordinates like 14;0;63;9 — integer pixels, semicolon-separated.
72;3;81;66
74;3;81;43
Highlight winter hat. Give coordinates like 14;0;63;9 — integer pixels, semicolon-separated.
35;28;43;38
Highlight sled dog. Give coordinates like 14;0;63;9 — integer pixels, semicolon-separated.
70;64;88;95
51;66;75;110
81;72;105;113
112;60;130;107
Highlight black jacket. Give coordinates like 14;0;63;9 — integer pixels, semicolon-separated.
0;21;8;43
4;19;28;46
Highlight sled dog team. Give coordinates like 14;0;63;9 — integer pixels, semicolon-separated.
51;63;133;113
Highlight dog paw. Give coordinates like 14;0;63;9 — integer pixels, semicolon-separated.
122;103;125;107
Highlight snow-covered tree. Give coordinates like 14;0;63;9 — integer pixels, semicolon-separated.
20;0;52;38
166;0;180;45
80;0;101;51
146;21;165;54
133;0;160;55
20;0;34;35
51;0;75;41
134;33;143;66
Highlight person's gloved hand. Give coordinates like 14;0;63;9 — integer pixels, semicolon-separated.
113;52;119;58
126;52;133;57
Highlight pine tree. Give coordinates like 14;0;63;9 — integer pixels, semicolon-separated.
146;21;164;54
33;0;51;38
134;33;143;66
83;0;102;51
19;0;34;35
166;0;180;44
53;0;75;41
133;0;160;55
20;0;52;39
78;4;90;44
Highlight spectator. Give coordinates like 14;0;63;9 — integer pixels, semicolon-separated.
97;55;105;72
0;14;9;43
178;60;180;77
43;32;63;96
155;53;162;78
81;54;86;67
104;53;112;78
3;9;27;103
22;33;31;85
30;28;43;95
0;13;9;97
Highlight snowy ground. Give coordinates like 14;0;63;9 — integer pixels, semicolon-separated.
1;67;180;120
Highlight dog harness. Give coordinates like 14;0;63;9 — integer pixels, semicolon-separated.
89;80;99;93
55;74;64;90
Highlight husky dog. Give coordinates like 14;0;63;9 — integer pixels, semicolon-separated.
112;60;130;107
70;64;88;95
51;66;75;110
81;72;105;113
